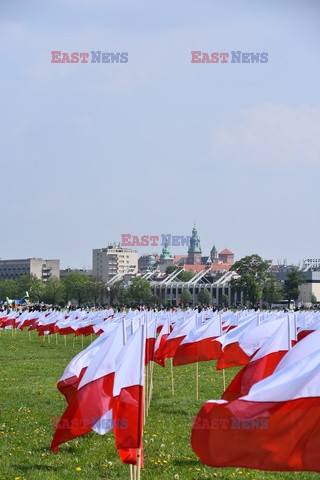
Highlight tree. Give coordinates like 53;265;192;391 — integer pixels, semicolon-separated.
0;279;19;300
165;266;194;282
230;254;270;307
310;292;317;304
262;275;283;307
126;277;153;305
221;294;229;308
109;282;127;306
62;273;92;305
177;270;194;282
198;289;211;306
42;277;65;305
16;274;44;302
87;278;104;306
283;268;306;307
180;289;192;307
165;265;179;275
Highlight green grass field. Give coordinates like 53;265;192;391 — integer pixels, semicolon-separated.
0;328;319;480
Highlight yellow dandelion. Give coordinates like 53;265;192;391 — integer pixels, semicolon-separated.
76;466;82;471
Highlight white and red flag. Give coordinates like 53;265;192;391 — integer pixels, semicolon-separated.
112;324;145;465
192;329;320;472
173;314;221;366
214;315;259;370
56;323;119;404
154;314;197;367
222;317;293;400
51;323;123;452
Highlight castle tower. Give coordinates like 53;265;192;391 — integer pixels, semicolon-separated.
187;225;202;264
160;242;174;264
210;245;219;264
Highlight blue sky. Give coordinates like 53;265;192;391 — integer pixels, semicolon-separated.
1;0;319;268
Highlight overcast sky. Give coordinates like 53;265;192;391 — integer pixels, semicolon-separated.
1;0;319;268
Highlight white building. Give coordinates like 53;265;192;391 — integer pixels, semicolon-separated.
0;258;60;281
93;245;138;283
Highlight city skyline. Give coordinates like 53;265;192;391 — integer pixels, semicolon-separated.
1;1;319;269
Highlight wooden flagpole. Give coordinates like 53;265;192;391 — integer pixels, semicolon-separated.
136;323;146;480
196;362;199;400
148;360;154;410
170;358;174;396
219;311;226;391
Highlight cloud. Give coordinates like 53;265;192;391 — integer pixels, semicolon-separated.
211;104;320;168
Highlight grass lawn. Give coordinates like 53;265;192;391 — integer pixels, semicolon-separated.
0;328;319;480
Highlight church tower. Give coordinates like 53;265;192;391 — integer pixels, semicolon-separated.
160;241;174;264
187;225;202;264
210;245;219;264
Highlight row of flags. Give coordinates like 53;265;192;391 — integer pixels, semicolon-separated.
2;306;320;471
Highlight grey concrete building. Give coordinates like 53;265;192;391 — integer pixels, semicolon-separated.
93;244;138;284
0;258;60;281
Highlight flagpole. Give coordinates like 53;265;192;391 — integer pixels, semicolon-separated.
145;314;149;420
219;312;226;391
196;362;199;400
287;314;292;350
222;369;226;391
137;323;146;480
170;358;174;396
148;360;154;410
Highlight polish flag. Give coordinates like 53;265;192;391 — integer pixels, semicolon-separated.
145;316;156;365
51;323;124;452
153;318;171;367
215;316;259;370
192;329;320;472
155;314;197;367
112;325;145;465
173;315;221;366
297;316;320;341
56;323;119;404
222;317;293;400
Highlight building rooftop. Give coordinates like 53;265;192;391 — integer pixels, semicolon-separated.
219;249;234;255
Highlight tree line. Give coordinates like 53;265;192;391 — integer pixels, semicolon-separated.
0;255;310;308
0;273;158;308
230;254;307;307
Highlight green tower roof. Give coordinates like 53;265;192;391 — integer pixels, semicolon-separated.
188;224;202;254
